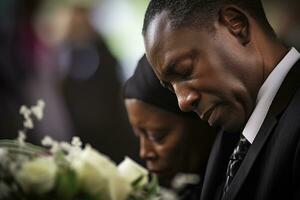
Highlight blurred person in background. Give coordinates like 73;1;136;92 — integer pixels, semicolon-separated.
59;3;139;162
0;0;74;143
0;0;48;141
0;0;22;139
124;55;217;199
0;0;139;163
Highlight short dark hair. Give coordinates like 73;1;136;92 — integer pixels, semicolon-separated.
142;0;274;35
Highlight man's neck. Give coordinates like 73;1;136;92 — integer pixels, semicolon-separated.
257;35;289;83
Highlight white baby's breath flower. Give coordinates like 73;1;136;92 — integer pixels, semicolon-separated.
71;136;82;148
171;173;200;190
71;145;132;199
50;143;59;154
37;99;45;108
20;105;33;129
16;157;58;194
64;141;82;162
19;99;45;132
41;136;54;146
31;100;45;121
158;187;179;200
60;142;72;152
118;157;149;187
19;105;31;117
17;131;27;146
23;118;34;129
41;136;59;153
0;148;7;159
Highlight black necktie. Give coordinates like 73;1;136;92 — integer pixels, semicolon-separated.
222;135;251;196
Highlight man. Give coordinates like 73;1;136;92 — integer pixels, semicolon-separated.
142;0;300;200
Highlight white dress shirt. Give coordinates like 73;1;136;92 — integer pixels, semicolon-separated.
242;47;300;144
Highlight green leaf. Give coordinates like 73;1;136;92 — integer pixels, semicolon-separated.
128;175;159;200
55;167;79;199
131;175;145;188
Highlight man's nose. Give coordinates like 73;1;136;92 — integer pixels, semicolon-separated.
174;83;200;112
139;137;156;161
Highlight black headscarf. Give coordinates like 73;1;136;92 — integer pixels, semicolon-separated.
124;54;198;118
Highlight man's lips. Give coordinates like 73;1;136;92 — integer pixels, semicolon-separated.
198;105;216;122
196;103;222;125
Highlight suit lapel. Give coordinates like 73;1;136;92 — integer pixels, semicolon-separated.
200;130;239;200
223;60;300;200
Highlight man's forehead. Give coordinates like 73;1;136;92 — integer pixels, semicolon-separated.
144;11;171;68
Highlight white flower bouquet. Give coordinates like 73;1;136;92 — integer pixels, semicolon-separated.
0;100;159;200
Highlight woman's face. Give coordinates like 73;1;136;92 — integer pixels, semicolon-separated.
125;99;215;186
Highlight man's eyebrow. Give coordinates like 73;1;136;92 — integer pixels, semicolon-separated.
162;50;195;75
162;55;183;76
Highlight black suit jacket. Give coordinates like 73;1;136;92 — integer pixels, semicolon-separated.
201;59;300;200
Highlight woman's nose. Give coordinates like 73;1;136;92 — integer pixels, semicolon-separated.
139;137;156;161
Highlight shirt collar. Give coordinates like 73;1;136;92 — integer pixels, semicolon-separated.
242;47;300;143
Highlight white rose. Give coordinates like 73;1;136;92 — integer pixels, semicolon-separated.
71;145;132;200
118;157;149;187
108;173;132;200
16;156;57;194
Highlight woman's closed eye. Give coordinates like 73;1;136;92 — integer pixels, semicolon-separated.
147;130;169;144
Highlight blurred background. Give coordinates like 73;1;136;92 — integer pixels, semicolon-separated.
0;0;299;163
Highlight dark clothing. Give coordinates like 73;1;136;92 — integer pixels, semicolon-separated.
201;60;300;200
179;182;202;200
61;36;139;163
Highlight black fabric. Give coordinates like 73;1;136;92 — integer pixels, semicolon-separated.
222;135;250;197
178;182;202;200
124;54;198;118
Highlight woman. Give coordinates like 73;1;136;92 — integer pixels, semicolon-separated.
123;55;217;199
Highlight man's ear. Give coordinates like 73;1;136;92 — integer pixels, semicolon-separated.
219;5;250;45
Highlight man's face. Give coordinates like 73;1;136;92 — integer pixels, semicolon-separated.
144;12;263;132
